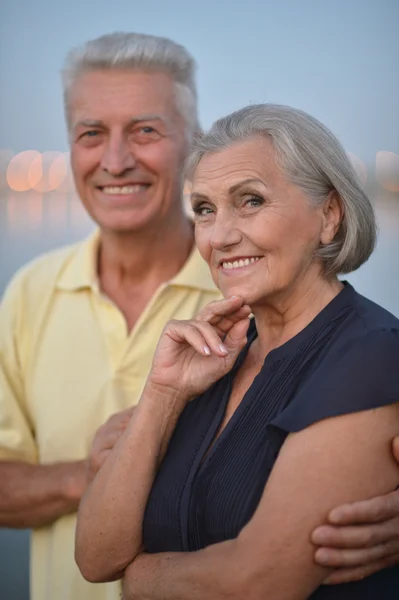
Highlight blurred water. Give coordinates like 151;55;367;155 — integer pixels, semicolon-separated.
0;191;95;295
0;189;398;599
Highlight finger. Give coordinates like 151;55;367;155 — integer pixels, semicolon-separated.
312;518;399;548
191;321;233;356
168;321;226;357
392;436;399;464
94;429;124;451
196;296;246;325
328;490;399;525
315;538;399;568
208;307;252;338
107;406;135;426
322;552;399;585
223;317;251;351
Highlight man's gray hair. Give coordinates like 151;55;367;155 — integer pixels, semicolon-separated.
62;31;199;142
186;104;376;275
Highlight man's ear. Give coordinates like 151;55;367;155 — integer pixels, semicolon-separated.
320;190;343;245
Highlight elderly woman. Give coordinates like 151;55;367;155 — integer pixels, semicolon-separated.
75;104;399;599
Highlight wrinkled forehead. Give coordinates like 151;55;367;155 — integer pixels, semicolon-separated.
191;136;281;195
67;68;182;127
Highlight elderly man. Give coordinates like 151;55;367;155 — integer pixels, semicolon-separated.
0;32;398;600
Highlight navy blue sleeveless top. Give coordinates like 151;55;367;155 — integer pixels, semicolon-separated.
143;284;399;598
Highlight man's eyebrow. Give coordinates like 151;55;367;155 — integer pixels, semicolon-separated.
129;115;166;124
73;115;170;129
129;115;173;129
74;119;105;129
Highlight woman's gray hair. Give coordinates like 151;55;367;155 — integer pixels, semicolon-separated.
186;104;376;276
62;31;199;142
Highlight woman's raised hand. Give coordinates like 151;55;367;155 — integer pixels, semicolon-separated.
148;296;251;401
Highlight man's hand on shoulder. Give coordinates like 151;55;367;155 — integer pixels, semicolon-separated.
313;436;399;584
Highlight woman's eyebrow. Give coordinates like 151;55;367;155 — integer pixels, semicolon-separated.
190;192;210;203
228;178;265;194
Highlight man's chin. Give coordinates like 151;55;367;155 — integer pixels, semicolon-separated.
93;214;158;235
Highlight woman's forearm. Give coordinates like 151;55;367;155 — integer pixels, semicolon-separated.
75;382;187;583
122;543;249;600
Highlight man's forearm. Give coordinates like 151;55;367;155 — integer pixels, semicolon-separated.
0;460;88;528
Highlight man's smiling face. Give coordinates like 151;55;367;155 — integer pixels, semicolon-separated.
69;69;188;234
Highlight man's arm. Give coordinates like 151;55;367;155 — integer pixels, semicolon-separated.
0;460;87;528
312;435;399;584
0;405;136;529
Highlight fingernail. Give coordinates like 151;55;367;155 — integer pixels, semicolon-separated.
219;344;228;354
312;525;333;544
329;509;343;524
315;549;330;565
203;346;211;355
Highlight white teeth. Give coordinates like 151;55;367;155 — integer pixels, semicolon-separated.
221;257;260;269
102;185;147;195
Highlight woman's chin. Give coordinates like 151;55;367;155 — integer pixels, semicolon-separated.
220;286;255;305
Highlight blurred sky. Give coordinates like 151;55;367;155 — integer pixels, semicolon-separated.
1;0;398;163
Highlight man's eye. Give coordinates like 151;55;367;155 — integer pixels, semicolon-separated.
136;126;158;135
132;126;161;142
80;130;99;139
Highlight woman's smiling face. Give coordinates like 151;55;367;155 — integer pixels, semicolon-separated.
191;135;332;307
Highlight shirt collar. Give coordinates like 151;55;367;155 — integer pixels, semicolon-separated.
56;230;217;294
56;230;100;292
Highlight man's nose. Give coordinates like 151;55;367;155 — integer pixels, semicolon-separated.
100;137;136;176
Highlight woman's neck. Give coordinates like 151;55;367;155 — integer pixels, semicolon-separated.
250;275;344;361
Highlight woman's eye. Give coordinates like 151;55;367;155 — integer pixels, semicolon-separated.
244;195;264;208
192;205;213;217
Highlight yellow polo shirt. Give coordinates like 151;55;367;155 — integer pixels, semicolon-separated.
0;232;220;600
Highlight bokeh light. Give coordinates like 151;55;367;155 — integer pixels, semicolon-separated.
6;150;41;191
3;148;399;197
3;150;75;193
347;152;367;186
0;149;15;190
376;151;399;193
49;154;68;190
56;153;76;193
29;151;67;192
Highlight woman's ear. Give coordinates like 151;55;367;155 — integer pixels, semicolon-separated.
320;191;343;245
